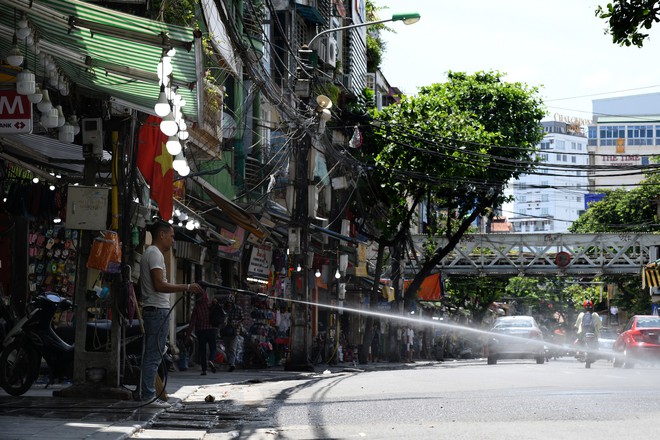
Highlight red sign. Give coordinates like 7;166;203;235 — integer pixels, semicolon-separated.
555;251;571;268
0;90;32;134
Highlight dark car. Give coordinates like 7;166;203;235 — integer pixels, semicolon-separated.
486;316;546;365
613;315;660;368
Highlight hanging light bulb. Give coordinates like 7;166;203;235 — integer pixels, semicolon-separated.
40;107;59;128
177;129;189;141
37;89;52;112
28;84;42;104
334;268;341;279
296;263;302;272
16;69;35;95
165;136;182;155
68;114;80;135
315;269;321;278
185;220;194;231
55;105;65;127
6;34;24;67
160;112;178;136
178;163;190;177
154;84;171;117
58;122;75;143
172;151;187;173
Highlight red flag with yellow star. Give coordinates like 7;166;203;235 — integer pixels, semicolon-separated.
137;115;174;221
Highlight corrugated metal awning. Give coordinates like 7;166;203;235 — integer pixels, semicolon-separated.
0;0;201;121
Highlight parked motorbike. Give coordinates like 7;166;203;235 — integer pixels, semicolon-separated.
0;292;74;396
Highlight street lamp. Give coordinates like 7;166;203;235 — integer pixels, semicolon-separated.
307;12;421;48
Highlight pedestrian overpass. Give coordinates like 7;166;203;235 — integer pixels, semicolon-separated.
410;233;660;278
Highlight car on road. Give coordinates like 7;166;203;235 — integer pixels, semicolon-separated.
613;315;660;368
486;316;546;365
596;327;618;361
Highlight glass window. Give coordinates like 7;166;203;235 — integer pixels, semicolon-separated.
599;125;626;146
627;125;653;145
556;140;565;150
571;156;577;163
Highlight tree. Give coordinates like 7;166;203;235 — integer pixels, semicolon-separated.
569;172;660;233
596;1;660;47
368;71;545;308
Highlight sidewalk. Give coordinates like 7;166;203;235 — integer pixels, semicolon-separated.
0;360;440;440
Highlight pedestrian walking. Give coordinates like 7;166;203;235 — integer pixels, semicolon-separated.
220;295;244;371
137;220;203;407
186;290;217;375
370;323;380;362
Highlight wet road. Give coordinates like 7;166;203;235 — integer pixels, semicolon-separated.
190;358;660;439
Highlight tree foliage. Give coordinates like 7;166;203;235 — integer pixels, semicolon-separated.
569;172;660;233
596;1;660;47
354;71;546;308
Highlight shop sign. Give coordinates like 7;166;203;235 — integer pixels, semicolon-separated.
0;90;32;134
217;226;246;262
248;243;272;278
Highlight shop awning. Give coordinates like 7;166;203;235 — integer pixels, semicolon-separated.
0;132;111;176
404;273;444;301
295;4;327;26
192;176;269;240
0;0;201;121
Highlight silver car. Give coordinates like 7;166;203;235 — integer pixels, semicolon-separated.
486;316;546;365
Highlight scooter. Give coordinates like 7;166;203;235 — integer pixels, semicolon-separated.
574;332;599;368
0;292;74;396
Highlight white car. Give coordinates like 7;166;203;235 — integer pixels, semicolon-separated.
486;316;546;365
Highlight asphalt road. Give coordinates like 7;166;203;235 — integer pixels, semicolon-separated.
200;358;660;440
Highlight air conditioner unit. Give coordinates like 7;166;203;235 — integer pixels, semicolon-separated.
326;39;337;68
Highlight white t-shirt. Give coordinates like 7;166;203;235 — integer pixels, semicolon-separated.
140;245;170;309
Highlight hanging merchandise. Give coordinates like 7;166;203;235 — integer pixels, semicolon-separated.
86;230;121;273
27;225;78;299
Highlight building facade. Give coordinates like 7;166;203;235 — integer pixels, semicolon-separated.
505;121;589;233
587;93;660;190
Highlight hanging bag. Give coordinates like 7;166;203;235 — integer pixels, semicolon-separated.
86;231;122;273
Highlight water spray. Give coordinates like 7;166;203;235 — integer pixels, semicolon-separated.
197;281;602;362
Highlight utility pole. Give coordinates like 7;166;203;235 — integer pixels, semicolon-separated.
286;134;313;371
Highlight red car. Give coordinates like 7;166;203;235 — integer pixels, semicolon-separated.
613;315;660;368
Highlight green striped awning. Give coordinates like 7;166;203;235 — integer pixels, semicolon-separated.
0;0;201;120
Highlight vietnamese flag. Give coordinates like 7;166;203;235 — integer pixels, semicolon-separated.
137;115;174;221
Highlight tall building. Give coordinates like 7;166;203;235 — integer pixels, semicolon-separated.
504;121;589;233
587;93;659;190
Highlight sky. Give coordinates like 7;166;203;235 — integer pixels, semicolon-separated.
375;0;660;122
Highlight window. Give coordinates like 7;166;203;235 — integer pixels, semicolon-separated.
541;208;549;215
627;125;653;145
599;125;625;146
539;153;548;161
562;154;568;162
556;154;562;161
540;141;551;150
588;126;597;147
556;140;565;150
518;195;526;202
571;155;577;163
541;194;549;202
571;142;577;150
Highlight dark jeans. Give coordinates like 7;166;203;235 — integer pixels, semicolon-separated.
196;328;217;372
